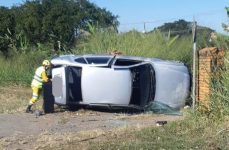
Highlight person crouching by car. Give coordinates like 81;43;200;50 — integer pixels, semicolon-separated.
26;60;51;113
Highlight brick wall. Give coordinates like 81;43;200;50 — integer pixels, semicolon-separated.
197;47;225;109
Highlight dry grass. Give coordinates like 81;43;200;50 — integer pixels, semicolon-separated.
0;126;141;149
34;124;144;150
89;117;229;150
2;119;227;150
115;112;184;121
19;116;227;150
35;130;105;150
0;86;42;113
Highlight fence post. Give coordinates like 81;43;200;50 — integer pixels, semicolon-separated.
192;20;197;111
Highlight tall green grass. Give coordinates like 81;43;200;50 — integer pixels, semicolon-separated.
0;50;49;86
210;55;229;116
89;113;228;150
0;30;193;86
195;34;229;117
75;30;193;65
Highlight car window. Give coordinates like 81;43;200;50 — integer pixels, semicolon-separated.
114;58;142;66
75;57;87;64
86;57;110;64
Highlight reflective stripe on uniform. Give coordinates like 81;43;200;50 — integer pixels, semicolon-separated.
34;74;43;83
31;66;45;88
29;86;41;104
32;94;38;98
30;98;39;104
31;79;42;88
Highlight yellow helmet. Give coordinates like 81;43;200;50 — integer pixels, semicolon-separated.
42;60;50;66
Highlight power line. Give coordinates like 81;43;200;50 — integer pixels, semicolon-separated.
119;9;225;26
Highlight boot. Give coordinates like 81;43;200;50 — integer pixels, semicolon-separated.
25;104;33;113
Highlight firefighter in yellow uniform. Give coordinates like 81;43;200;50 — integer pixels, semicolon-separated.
26;60;51;113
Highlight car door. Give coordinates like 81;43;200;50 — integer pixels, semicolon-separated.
52;66;67;105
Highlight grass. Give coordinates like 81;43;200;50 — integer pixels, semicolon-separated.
75;30;193;65
208;50;229;117
89;113;229;150
0;86;30;113
0;86;43;113
0;50;49;86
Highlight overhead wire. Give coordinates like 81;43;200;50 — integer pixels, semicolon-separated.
118;9;226;33
119;9;225;26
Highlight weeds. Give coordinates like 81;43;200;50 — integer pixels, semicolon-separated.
58;116;69;125
24;111;227;150
90;113;229;150
209;57;229;117
0;50;48;86
0;86;44;113
75;30;193;66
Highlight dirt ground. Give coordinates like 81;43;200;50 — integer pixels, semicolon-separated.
0;86;184;149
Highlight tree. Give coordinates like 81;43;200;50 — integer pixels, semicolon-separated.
0;6;15;56
153;19;214;48
155;19;192;36
41;0;76;44
222;7;229;32
24;0;118;46
14;1;43;44
0;0;119;55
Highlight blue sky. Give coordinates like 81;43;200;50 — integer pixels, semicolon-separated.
1;0;228;33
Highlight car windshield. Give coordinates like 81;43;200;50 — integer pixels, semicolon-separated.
86;57;111;64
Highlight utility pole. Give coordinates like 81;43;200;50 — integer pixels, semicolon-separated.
57;41;61;50
192;19;197;111
143;22;146;33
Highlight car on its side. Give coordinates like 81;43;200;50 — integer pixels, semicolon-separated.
43;54;190;112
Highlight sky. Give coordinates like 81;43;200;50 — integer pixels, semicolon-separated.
1;0;228;33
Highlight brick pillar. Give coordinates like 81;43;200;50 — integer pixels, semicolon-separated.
197;47;224;109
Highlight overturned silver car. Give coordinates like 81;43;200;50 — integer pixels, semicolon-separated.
47;54;190;111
